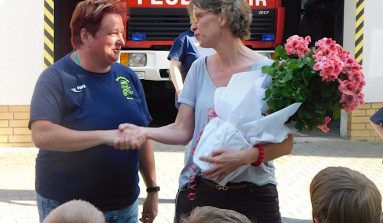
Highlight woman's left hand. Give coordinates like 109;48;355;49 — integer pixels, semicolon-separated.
140;192;158;223
199;148;256;181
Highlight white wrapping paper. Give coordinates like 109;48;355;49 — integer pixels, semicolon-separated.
193;70;301;185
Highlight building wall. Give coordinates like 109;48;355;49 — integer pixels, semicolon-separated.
347;103;383;141
342;0;383;141
0;1;44;105
0;1;44;147
0;105;33;147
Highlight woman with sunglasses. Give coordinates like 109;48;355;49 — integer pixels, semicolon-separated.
118;0;293;222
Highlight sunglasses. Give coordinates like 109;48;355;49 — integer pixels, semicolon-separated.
191;10;214;24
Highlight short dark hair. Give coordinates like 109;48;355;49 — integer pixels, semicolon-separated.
70;0;125;49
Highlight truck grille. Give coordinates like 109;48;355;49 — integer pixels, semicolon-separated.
127;8;190;41
127;8;275;41
251;9;275;40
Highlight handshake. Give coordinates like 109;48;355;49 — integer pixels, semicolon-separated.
108;123;147;150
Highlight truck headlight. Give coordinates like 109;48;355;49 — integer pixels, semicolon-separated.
119;53;147;67
129;53;147;67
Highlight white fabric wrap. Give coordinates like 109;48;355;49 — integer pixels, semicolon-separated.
193;70;301;185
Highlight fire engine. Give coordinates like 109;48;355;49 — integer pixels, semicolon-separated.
114;0;285;122
120;0;284;81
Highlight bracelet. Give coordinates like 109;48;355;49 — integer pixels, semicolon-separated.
251;144;264;167
146;186;160;193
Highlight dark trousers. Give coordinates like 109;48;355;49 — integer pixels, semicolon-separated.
174;177;281;223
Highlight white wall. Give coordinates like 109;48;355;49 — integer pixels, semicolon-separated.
342;0;355;54
341;0;383;137
344;0;383;103
363;0;383;102
0;0;44;105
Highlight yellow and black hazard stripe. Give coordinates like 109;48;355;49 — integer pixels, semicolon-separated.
44;0;54;67
355;0;364;65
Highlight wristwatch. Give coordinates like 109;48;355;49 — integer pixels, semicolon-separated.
146;186;160;193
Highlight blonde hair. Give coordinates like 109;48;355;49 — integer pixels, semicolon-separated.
310;166;382;223
43;200;105;223
188;0;252;40
181;206;252;223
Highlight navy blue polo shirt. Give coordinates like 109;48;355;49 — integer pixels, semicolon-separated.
371;107;383;127
29;54;151;211
167;30;199;79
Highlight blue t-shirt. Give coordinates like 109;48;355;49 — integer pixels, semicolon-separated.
167;30;199;79
371;107;383;127
29;54;151;211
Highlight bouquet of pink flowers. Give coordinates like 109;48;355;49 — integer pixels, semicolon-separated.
262;35;365;132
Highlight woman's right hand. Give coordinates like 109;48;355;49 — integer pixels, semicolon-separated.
113;123;147;150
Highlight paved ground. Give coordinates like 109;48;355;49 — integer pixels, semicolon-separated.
0;134;382;223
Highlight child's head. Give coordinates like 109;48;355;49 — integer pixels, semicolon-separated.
181;206;252;223
310;166;382;223
43;199;105;223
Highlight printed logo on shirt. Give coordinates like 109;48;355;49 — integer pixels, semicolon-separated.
71;84;86;93
116;76;133;100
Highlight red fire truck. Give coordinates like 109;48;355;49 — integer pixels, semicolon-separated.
119;0;284;80
116;0;285;122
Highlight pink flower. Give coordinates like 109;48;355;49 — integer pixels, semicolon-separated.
314;55;342;82
317;116;331;133
312;37;365;112
315;38;336;49
341;55;362;74
269;35;366;132
285;35;311;58
341;93;364;112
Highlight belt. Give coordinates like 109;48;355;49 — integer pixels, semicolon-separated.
198;177;255;191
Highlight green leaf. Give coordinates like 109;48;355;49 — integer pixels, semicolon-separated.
262;66;271;74
279;73;293;84
275;45;286;58
333;107;341;119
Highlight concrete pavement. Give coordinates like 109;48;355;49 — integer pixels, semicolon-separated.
0;134;382;223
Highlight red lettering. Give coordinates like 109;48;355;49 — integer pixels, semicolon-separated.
133;0;273;8
248;0;267;7
135;0;190;6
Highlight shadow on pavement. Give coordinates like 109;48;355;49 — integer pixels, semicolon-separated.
0;189;36;206
0;189;176;206
138;197;175;204
292;137;383;158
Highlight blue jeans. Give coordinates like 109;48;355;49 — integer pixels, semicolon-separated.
36;193;138;223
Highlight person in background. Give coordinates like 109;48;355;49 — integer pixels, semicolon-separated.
168;28;215;109
310;166;382;223
370;107;383;139
43;200;105;223
180;206;252;223
29;0;158;222
117;0;294;222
